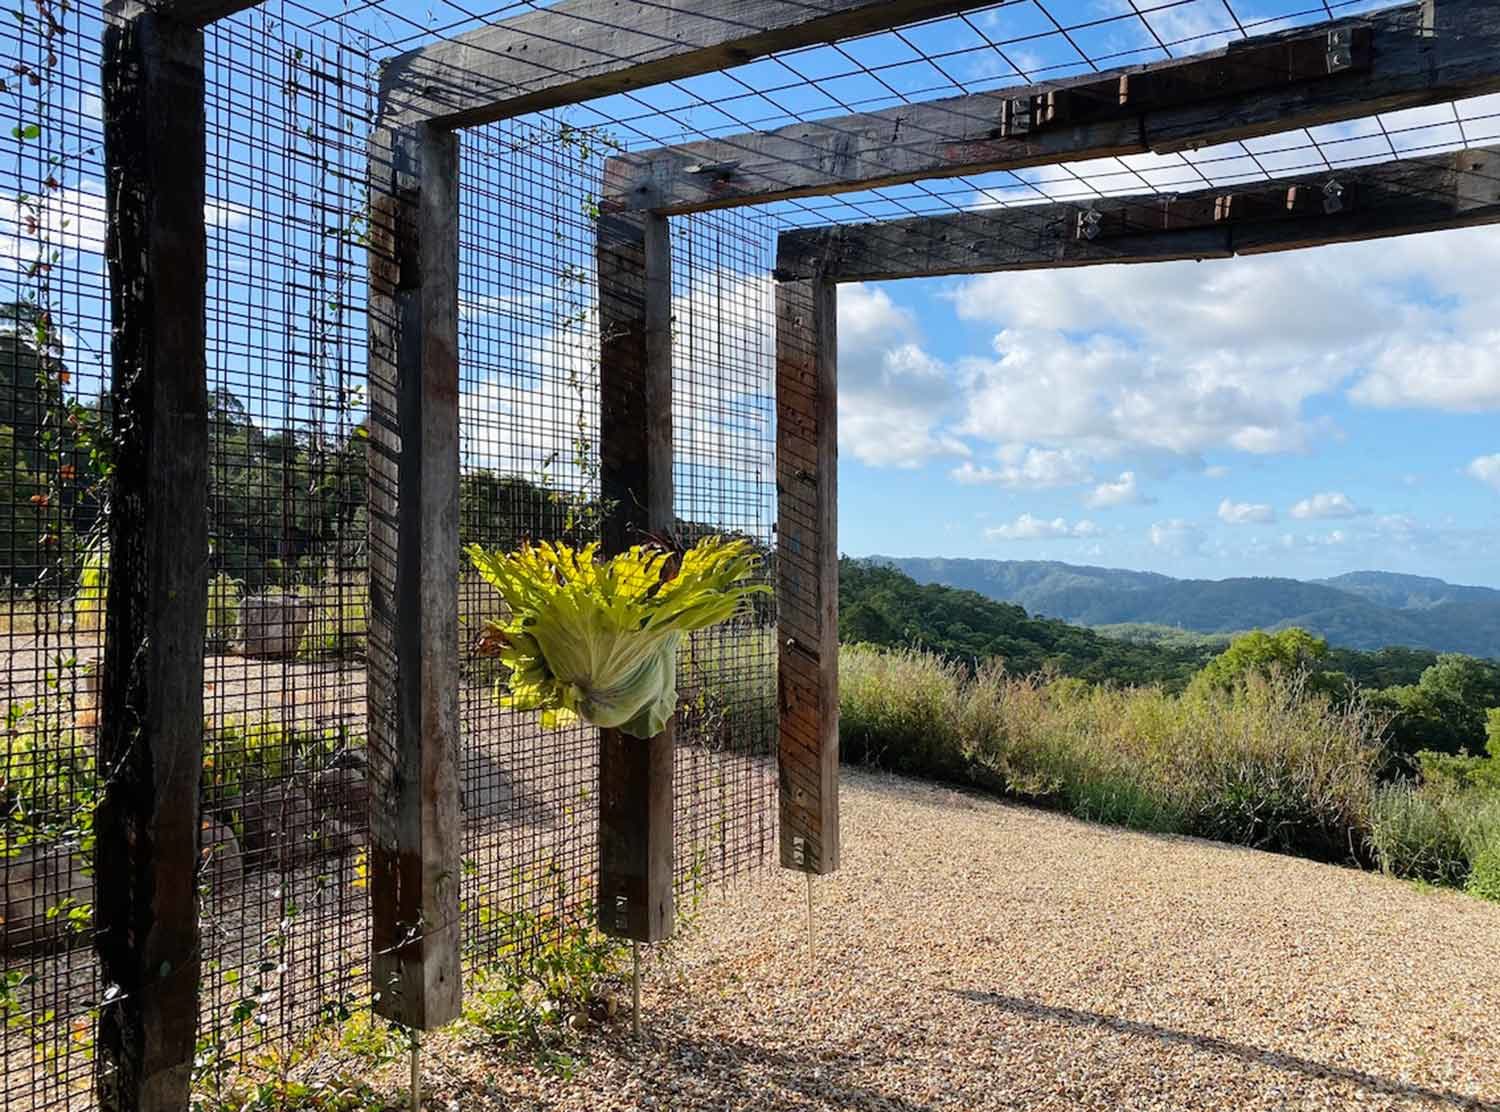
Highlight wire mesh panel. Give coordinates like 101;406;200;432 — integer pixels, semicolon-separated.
455;119;780;963
670;210;779;892
457;115;608;961
0;0;111;1105
196;1;375;1085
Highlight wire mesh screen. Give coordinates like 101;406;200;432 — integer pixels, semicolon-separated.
457;115;608;960
455;118;780;964
0;0;111;1105
195;4;376;1083
669;211;778;892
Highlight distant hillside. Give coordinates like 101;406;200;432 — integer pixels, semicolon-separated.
876;557;1500;658
839;560;1216;688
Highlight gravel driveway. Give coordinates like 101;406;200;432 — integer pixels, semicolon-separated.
417;768;1500;1111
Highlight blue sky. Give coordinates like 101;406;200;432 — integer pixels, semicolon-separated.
835;227;1500;586
6;0;1499;589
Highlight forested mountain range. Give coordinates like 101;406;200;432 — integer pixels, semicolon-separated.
875;557;1500;659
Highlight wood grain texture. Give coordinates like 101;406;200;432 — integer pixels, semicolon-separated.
776;276;839;876
776;145;1500;282
596;211;675;942
604;1;1500;215
97;11;208;1110
366;122;463;1029
379;0;1000;128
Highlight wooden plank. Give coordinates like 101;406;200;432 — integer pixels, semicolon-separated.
597;211;675;943
366;121;463;1029
380;0;1001;129
96;10;208;1111
150;0;264;26
604;1;1500;214
775;145;1500;282
776;276;839;876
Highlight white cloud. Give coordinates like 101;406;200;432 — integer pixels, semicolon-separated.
1350;336;1500;411
1289;491;1361;520
0;180;250;267
939;226;1500;471
952;445;1091;489
985;513;1102;541
1149;518;1203;555
1085;470;1149;508
1466;454;1500;491
1218;498;1276;525
837;284;963;468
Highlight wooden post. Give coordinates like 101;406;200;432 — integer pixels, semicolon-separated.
96;6;209;1109
596;211;674;942
366;121;463;1028
775;275;839;876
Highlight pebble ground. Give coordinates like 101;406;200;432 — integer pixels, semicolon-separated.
415;769;1500;1111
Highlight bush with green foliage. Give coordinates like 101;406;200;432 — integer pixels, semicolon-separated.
1188;628;1348;700
839;644;1383;862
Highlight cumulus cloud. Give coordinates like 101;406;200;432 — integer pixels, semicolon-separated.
1466;454;1500;491
1289;491;1362;520
837;284;964;467
931;226;1500;472
1086;471;1149;508
1149;518;1203;555
985;514;1103;541
951;445;1091;489
1218;499;1276;525
1;179;250;267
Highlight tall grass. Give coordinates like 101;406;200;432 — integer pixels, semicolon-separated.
1369;783;1500;897
839;644;1385;863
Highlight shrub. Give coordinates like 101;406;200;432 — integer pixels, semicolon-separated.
1468;849;1500;903
838;645;965;779
838;646;1385;863
1368;784;1470;887
206;572;242;648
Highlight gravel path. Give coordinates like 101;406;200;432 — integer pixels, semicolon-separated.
421;769;1500;1112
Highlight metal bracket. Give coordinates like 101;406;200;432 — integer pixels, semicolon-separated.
998;96;1034;138
1326;28;1357;73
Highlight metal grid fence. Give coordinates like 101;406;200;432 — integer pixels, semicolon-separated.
1;0;111;1104
455;115;779;963
3;0;1493;1106
1;2;780;1109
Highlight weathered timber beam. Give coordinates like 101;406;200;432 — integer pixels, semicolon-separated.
156;0;261;25
366;121;463;1029
109;0;263;28
606;0;1500;214
97;8;209;1111
776;275;839;876
379;0;1008;130
596;211;676;943
774;145;1500;282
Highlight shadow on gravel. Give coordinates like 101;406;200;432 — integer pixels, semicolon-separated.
653;1033;940;1112
953;991;1498;1111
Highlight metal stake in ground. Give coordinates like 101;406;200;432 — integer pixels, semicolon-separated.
410;1030;421;1112
632;940;642;1039
807;872;815;964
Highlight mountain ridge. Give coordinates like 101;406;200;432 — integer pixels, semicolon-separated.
871;557;1500;658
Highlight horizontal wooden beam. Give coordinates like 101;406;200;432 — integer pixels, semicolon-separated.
774;144;1500;281
109;0;263;28
379;0;1004;130
607;0;1500;214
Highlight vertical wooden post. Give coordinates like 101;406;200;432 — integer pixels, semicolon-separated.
96;7;209;1109
366;121;463;1028
775;274;840;876
596;211;674;942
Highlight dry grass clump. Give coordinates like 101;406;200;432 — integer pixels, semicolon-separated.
840;645;1385;863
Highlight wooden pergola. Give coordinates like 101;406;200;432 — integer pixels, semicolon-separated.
96;0;1500;1107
